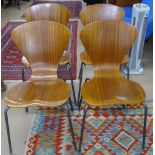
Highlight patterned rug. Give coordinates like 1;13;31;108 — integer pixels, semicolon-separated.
24;104;152;155
1;20;77;81
31;0;82;18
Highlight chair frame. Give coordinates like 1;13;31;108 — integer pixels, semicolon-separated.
4;102;77;153
78;20;147;152
78;100;147;152
4;21;77;153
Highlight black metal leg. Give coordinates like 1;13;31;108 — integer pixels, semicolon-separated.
78;63;84;79
142;103;147;149
64;105;77;151
78;105;88;152
127;64;130;80
78;96;83;111
69;97;74;111
22;67;25;82
77;64;85;104
25;107;28;113
16;0;20;10
71;79;76;105
4;106;12;153
68;63;76;105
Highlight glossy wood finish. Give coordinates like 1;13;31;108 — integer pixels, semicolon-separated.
23;3;71;66
80;21;145;106
79;4;128;65
5;21;71;108
24;3;71;25
80;4;124;25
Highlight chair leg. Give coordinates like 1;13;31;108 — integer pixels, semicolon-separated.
69;97;74;111
64;105;77;151
77;63;85;104
78;105;88;152
78;63;84;79
16;0;20;10
78;96;83;111
142;103;147;149
25;107;28;113
127;64;130;80
68;63;77;105
4;106;12;153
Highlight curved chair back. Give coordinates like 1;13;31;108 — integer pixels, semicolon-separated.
80;4;125;25
80;21;137;77
24;3;71;25
11;21;70;79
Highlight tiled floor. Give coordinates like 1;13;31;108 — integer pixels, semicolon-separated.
1;1;153;155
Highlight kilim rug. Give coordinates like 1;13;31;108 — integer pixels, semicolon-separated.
24;104;152;155
31;1;82;18
1;20;77;81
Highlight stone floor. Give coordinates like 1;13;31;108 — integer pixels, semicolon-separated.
1;1;153;154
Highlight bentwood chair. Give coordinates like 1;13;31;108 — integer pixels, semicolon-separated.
78;4;126;104
4;21;77;153
23;3;76;103
78;21;147;152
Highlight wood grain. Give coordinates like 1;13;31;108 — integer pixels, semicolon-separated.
23;3;71;66
80;4;124;26
79;4;128;65
80;21;145;106
24;3;71;25
5;21;71;107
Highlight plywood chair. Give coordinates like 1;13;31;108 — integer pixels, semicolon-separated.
78;21;147;152
23;3;76;103
4;21;77;153
78;4;126;104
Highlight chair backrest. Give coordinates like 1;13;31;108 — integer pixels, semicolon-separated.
80;21;137;77
11;21;70;80
24;3;71;25
80;4;125;26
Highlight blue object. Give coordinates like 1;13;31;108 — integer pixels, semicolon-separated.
122;0;153;40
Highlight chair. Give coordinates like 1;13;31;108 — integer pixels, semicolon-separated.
4;21;77;153
23;3;76;104
78;4;125;104
78;20;147;152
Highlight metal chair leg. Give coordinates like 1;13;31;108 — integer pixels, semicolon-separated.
25;107;28;113
68;63;76;105
127;64;130;80
64;105;77;151
78;105;88;152
16;0;20;10
69;97;74;111
78;63;84;79
4;106;12;153
78;96;83;111
77;64;85;104
22;67;28;113
142;103;147;149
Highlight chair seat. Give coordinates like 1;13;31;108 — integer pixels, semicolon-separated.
59;51;71;65
82;78;145;106
5;79;70;108
80;51;128;65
